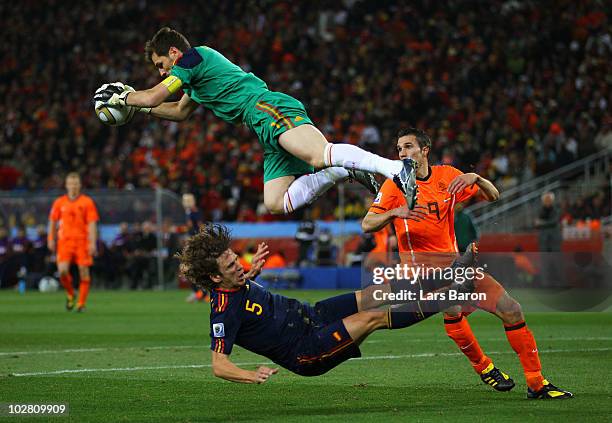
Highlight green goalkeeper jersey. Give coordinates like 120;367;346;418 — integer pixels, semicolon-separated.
168;46;268;124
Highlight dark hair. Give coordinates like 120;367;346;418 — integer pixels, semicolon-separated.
176;223;231;291
66;171;81;181
145;27;191;62
396;127;432;150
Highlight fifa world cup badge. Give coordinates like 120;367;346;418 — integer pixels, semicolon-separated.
213;323;225;337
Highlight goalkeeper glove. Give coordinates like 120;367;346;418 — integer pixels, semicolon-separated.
94;82;151;114
94;82;130;105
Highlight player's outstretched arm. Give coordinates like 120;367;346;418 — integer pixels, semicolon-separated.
362;211;393;233
149;94;199;122
123;81;172;109
211;351;278;384
448;173;500;202
95;81;170;109
474;175;500;201
361;205;428;233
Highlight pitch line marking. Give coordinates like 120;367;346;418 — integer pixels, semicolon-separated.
8;347;612;377
0;345;206;357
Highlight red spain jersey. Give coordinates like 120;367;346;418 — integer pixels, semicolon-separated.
49;194;99;242
368;165;478;253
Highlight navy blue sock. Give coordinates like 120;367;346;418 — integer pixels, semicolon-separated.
387;303;437;329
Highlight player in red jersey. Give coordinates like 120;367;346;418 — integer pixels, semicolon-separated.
362;128;572;399
48;173;100;312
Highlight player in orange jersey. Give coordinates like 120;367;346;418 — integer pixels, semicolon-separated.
362;128;572;399
48;173;100;312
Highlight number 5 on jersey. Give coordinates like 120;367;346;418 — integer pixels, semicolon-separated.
245;300;263;315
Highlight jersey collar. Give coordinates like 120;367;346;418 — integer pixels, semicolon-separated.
213;286;242;293
171;51;183;68
416;166;432;182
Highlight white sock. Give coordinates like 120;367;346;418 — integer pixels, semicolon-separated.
323;143;402;180
283;167;348;214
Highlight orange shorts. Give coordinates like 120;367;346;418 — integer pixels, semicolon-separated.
57;240;92;267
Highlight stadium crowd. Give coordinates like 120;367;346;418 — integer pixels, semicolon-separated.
0;0;610;224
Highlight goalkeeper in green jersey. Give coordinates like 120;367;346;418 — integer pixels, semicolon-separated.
94;27;417;214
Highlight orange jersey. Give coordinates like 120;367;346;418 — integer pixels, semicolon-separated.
371;225;392;253
49;194;99;241
368;165;478;253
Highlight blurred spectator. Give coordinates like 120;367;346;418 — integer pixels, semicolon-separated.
182;193;208;301
128;221;157;289
347;232;376;267
91;238;114;289
263;251;287;269
111;223;131;251
0;226;12;287
588;191;610;220
108;222;131;288
30;224;50;276
11;225;31;256
512;246;538;285
10;225;31;281
535;192;562;252
295;218;317;266
163;221;182;258
314;228;336;266
182;193;203;235
593;118;612;150
359;120;381;149
335;191;368;219
240;244;256;272
162;220;181;283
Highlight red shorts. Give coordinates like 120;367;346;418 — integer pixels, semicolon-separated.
57;240;92;267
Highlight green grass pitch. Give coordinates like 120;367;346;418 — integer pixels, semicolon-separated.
1;290;611;422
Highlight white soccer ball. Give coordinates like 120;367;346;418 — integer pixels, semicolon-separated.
38;277;60;293
94;100;135;127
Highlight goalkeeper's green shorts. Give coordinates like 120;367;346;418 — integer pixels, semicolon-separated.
243;91;315;183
